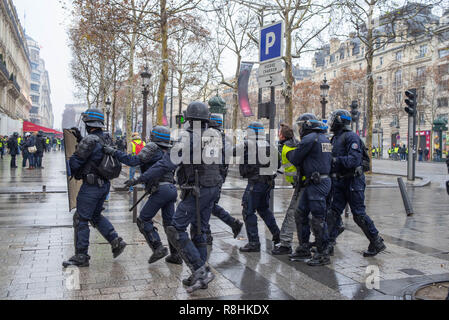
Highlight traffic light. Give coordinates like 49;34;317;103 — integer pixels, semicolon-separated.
176;114;185;126
350;100;360;121
404;89;417;116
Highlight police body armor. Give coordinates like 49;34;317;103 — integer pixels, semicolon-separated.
240;139;276;185
176;129;222;188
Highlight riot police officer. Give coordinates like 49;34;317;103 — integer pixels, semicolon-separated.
286;114;333;266
166;102;221;293
104;126;182;265
236;122;281;253
203;114;243;245
63;109;126;267
328;109;386;257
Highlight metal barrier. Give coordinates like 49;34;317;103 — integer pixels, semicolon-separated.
397;177;414;216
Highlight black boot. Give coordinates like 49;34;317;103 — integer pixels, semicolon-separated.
231;220;244;239
111;237;127;258
272;234;280;246
363;236;386;257
186;265;215;294
239;242;260;253
165;243;183;265
307;252;331;266
289;244;312;261
149;245;168;264
62;254;90;268
272;245;292;255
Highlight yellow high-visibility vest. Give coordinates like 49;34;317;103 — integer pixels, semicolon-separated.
281;144;298;184
131;139;146;155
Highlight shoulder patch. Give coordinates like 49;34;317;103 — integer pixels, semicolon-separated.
351;143;359;150
321;143;332;153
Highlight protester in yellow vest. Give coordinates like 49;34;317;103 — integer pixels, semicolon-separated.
127;133;146;192
272;123;302;256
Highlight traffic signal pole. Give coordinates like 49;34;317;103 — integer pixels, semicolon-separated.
405;89;417;181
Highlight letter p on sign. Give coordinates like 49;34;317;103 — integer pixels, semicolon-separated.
260;22;284;63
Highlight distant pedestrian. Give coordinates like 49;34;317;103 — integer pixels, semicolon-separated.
418;148;423;161
424;148;429;161
35;131;46;169
0;135;5;159
7;133;19;168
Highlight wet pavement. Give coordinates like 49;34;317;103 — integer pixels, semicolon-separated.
0;152;448;300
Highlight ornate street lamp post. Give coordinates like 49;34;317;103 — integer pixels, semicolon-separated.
140;65;152;141
320;76;330;120
105;97;112;132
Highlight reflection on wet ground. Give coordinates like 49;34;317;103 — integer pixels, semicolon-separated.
0;153;448;300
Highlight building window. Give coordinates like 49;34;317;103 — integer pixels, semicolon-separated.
439;48;449;59
379;57;383;66
395;92;402;104
419;112;425;125
438;80;448;91
438;113;449;122
395;51;402;61
377;94;383;105
31;84;40;92
392;115;399;127
439;64;449;76
394;69;402;87
333;70;336;78
31;95;40;104
31;73;40;82
31;62;38;70
418;45;428;58
437;97;448;108
359;63;362;70
416;66;426;82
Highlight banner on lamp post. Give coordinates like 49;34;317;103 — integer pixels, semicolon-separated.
238;62;254;117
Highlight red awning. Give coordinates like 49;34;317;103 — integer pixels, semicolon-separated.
23;121;63;135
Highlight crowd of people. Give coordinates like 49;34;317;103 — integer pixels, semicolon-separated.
0;132;63;169
62;105;386;294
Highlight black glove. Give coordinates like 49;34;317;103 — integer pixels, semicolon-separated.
70;127;83;143
103;146;117;156
446;158;449;174
124;178;139;188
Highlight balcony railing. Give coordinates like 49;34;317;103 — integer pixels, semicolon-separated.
0;60;9;80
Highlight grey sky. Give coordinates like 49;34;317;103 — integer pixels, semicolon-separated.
14;0;74;131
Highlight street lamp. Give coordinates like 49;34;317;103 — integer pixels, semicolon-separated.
105;97;112;132
140;65;152;141
320;76;330;120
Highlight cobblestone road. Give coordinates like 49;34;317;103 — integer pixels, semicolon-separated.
0;152;448;300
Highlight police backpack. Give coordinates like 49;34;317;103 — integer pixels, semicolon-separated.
94;136;122;180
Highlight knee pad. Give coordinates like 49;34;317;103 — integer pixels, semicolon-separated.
166;226;180;247
73;211;81;229
136;217;145;234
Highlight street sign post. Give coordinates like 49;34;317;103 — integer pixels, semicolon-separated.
257;73;284;88
258;21;284;213
258;60;284;77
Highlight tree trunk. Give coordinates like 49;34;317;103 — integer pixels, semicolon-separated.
156;0;168;125
126;34;136;144
284;28;294;125
365;3;375;172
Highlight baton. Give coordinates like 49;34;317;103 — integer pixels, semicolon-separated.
194;170;201;235
129;191;150;212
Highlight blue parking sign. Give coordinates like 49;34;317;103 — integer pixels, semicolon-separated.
260;21;284;63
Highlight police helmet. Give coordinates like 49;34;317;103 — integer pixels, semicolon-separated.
150;126;172;148
13;132;19;137
25;132;31;137
296;113;326;138
247;121;265;139
82;109;105;128
209;113;224;130
329;109;352;132
185;102;210;122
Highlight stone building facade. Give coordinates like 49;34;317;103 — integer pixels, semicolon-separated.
26;35;54;129
310;6;449;158
0;0;31;135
